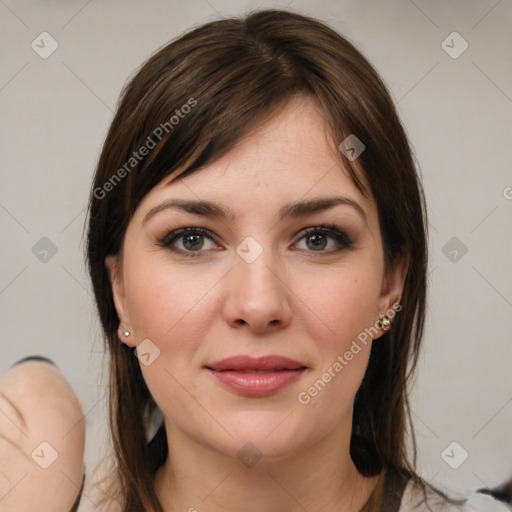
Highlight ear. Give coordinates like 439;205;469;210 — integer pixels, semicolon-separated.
375;250;410;337
105;255;136;347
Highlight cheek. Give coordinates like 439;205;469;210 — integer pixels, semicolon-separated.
123;255;219;343
121;258;219;425
294;276;378;414
291;259;383;408
295;263;383;350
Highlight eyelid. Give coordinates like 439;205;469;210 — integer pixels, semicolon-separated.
292;225;354;251
156;227;220;249
156;224;354;257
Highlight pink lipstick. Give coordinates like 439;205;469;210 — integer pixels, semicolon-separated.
205;355;307;396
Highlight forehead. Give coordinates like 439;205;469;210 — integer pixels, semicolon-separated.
136;96;374;220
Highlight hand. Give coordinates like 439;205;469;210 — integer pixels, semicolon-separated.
0;357;85;511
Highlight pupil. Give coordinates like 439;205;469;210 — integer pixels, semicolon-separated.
184;234;203;250
307;234;326;250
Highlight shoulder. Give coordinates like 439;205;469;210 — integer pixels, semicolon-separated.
399;478;511;512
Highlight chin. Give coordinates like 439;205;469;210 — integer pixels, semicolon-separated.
203;413;313;464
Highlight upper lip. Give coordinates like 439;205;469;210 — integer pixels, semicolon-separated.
205;355;307;371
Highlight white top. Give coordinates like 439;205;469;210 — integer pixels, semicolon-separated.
399;479;510;511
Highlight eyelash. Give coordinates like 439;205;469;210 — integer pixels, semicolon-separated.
156;225;354;258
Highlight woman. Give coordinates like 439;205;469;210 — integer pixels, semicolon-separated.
85;9;507;512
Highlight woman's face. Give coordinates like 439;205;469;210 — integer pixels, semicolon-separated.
106;96;407;462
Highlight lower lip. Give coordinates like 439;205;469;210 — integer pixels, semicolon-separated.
206;368;306;396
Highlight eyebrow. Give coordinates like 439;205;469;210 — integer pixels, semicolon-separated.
142;196;367;224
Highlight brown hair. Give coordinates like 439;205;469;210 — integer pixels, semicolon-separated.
86;8;436;511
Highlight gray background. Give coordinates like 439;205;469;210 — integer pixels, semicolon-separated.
1;0;511;510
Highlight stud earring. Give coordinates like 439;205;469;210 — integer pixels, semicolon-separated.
123;330;131;337
378;316;391;331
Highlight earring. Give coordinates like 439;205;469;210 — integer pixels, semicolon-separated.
123;330;130;337
378;316;391;331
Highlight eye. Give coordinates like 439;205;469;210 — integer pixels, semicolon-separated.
157;227;219;257
157;224;354;258
293;226;353;253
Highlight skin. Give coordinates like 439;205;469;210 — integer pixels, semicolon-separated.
106;96;409;512
0;361;85;511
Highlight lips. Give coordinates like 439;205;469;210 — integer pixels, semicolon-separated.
205;355;307;372
205;355;308;396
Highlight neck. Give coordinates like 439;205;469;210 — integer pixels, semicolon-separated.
154;422;381;512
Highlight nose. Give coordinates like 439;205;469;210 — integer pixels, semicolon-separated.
221;249;292;334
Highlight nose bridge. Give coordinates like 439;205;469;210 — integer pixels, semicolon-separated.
234;244;281;303
223;239;291;331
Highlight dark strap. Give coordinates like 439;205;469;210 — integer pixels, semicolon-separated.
69;470;86;512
